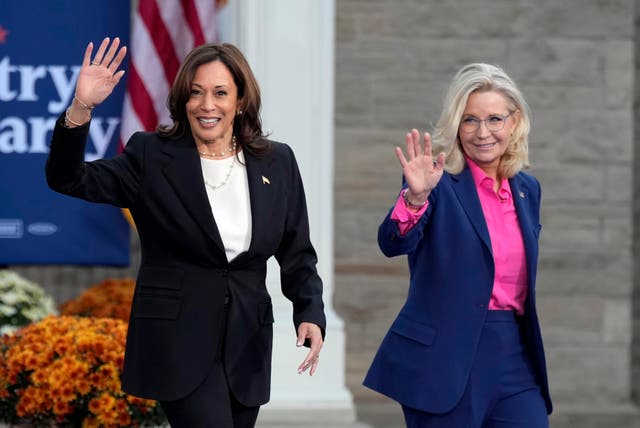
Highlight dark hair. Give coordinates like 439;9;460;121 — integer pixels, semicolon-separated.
157;43;269;155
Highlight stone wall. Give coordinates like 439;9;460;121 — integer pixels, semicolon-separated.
632;0;640;411
334;0;640;426
12;235;140;305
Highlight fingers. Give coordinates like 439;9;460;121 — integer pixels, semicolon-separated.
92;37;110;65
395;146;408;169
398;130;440;171
82;42;94;68
296;323;323;376
109;45;127;73
102;37;121;68
298;349;320;376
412;129;423;156
423;132;432;157
296;324;307;347
435;152;446;169
113;70;127;86
405;130;416;159
89;37;127;71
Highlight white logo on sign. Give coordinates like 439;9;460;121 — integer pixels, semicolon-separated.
27;222;58;236
0;219;23;238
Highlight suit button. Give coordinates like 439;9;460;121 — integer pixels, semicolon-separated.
220;269;228;277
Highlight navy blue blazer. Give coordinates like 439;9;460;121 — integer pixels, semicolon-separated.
46;117;326;405
363;167;552;415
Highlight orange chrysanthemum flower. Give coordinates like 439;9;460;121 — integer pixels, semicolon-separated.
59;278;135;322
0;316;165;427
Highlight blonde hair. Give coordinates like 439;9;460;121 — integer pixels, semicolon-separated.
431;63;531;179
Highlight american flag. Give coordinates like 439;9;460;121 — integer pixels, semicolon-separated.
120;0;227;143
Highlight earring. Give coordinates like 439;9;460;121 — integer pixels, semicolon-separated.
237;110;243;115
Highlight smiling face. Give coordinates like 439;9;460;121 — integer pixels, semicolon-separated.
458;90;518;178
186;60;240;149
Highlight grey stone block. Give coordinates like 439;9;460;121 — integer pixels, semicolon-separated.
536;165;606;203
537;295;604;345
537;249;631;296
605;40;634;109
523;0;633;38
507;39;602;85
547;345;631;402
603;299;632;345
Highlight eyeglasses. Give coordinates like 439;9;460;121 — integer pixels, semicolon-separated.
459;112;514;134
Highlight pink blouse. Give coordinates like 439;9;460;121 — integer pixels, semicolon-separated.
390;159;528;314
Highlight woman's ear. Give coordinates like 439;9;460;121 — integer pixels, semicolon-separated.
510;109;521;135
237;98;245;116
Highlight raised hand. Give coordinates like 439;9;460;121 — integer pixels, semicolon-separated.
395;129;446;205
75;37;127;108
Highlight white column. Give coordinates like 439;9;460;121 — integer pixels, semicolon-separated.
218;1;361;426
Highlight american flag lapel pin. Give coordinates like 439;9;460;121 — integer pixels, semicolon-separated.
519;191;525;199
262;176;271;185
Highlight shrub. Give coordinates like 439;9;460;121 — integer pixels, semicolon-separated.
0;271;57;336
0;316;165;427
59;278;134;322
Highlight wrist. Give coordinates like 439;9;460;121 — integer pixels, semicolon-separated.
402;189;428;209
73;94;95;111
65;105;91;128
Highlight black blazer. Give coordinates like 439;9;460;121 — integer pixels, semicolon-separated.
46;118;326;405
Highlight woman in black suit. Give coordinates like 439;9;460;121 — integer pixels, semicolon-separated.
46;37;325;428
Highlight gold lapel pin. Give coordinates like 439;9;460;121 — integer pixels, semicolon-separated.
519;191;525;199
262;176;271;185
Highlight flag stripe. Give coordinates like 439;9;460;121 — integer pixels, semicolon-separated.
157;0;195;61
197;0;219;43
181;0;206;46
127;64;158;132
139;0;181;87
119;95;142;150
120;0;219;147
131;13;172;125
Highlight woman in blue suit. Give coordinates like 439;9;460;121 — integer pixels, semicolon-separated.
364;63;552;427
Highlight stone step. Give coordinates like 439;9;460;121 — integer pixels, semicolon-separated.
550;402;640;428
354;401;640;428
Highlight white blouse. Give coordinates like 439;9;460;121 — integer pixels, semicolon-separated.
200;151;252;262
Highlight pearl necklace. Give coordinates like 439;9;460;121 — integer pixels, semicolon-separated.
203;157;236;190
198;136;237;158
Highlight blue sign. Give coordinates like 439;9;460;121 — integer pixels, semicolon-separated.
0;1;131;265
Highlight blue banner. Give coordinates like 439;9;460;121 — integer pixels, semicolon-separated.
0;0;131;265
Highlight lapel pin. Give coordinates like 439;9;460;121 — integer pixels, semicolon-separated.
262;176;271;185
519;191;525;199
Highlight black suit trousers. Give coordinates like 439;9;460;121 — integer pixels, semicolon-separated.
160;303;260;428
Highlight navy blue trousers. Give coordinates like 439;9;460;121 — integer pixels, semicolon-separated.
402;311;549;428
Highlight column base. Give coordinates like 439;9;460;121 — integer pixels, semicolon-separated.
257;408;371;428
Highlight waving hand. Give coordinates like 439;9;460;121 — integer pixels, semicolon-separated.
66;37;127;127
395;129;446;206
76;37;127;107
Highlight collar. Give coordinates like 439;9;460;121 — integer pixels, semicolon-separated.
465;156;512;199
